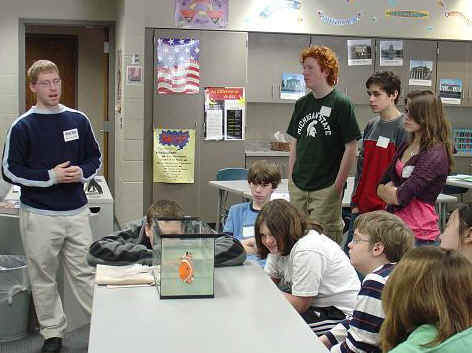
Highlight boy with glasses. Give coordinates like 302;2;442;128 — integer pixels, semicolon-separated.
2;60;101;353
319;211;414;353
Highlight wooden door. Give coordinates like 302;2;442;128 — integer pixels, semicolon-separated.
25;34;78;111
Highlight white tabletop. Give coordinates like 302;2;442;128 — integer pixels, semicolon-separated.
3;175;113;206
446;175;472;189
88;262;329;353
209;177;456;206
209;177;354;207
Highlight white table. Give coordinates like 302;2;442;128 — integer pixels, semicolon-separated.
88;262;329;353
446;175;472;189
209;177;455;232
209;178;354;231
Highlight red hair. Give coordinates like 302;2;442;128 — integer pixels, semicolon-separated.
300;46;339;86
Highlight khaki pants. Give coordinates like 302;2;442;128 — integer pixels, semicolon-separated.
289;180;344;244
19;208;94;339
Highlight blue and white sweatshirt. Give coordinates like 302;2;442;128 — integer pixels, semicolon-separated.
2;105;101;214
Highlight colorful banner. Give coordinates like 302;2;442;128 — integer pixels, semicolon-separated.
174;0;228;28
156;38;200;95
153;129;196;183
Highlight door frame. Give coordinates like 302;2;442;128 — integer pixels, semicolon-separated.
19;19;116;196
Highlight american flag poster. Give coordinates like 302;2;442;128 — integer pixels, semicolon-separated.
156;38;200;95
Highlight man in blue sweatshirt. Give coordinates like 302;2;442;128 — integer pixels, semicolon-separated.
2;60;101;353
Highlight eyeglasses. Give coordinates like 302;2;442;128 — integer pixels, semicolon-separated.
351;236;370;244
36;79;62;88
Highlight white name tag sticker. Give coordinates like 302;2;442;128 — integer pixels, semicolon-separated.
376;136;390;149
63;128;79;142
402;165;415;178
320;106;332;117
242;226;255;239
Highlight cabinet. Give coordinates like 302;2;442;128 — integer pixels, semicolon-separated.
373;39;437;105
437;41;472;107
247;32;310;103
152;29;247;222
311;36;375;104
245;153;289;179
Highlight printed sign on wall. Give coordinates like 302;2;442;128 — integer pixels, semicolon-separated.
153;129;196;183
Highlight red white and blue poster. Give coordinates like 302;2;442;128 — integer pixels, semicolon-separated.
156;38;200;95
174;0;228;28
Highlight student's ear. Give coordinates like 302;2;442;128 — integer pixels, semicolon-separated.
463;227;472;245
391;90;399;101
372;242;384;257
29;82;37;94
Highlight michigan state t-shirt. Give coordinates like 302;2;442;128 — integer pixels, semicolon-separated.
287;89;361;191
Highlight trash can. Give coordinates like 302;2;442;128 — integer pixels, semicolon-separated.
0;255;31;342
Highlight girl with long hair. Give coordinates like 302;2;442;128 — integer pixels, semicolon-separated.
254;199;360;336
377;90;453;246
380;247;472;352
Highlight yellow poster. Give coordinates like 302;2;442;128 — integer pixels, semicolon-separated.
153;128;195;183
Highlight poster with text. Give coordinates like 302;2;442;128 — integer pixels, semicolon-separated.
153;129;196;183
439;79;462;105
347;39;372;66
380;40;403;66
204;87;245;140
175;0;228;29
409;60;433;86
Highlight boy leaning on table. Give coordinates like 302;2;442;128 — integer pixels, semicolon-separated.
87;199;246;267
319;211;414;353
223;160;282;265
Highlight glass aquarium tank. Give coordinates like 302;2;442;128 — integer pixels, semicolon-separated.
152;217;217;299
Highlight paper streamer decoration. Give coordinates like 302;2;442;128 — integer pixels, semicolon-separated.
438;0;472;26
258;0;302;19
317;10;362;25
385;9;429;19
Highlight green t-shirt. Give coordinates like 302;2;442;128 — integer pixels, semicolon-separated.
389;324;472;353
287;89;361;191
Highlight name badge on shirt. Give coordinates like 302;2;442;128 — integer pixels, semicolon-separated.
320;106;332;117
242;225;255;239
376;136;390;149
63;128;79;142
402;165;415;178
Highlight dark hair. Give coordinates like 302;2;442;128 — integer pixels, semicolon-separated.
365;71;401;104
457;204;472;245
247;160;282;189
146;200;184;226
254;199;307;258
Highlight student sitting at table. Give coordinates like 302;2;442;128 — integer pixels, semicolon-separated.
254;199;360;336
223;160;281;264
87;200;246;267
440;204;472;262
380;247;472;353
319;211;414;352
